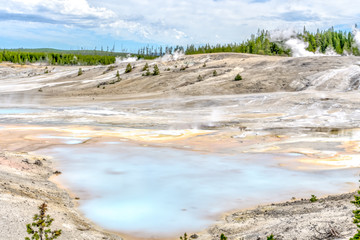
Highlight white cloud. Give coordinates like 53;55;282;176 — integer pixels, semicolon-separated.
1;0;360;46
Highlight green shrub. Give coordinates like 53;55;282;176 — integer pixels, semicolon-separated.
310;195;318;202
180;233;188;240
125;63;132;73
197;75;203;81
213;70;217;76
78;68;83;76
267;234;276;240
153;64;160;75
142;63;149;71
220;233;227;240
351;189;360;239
116;70;121;81
234;74;242;81
25;203;62;240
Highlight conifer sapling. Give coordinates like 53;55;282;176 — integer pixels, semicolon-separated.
25;203;62;240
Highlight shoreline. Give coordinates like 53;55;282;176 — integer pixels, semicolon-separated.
1;146;359;240
0;149;123;240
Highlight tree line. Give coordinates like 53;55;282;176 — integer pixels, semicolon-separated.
303;27;359;55
2;27;360;65
0;50;116;65
185;30;291;56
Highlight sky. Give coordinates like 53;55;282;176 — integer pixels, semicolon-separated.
0;0;360;52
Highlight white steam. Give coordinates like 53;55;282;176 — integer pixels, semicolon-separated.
285;39;314;58
116;54;138;64
159;50;185;62
353;28;360;48
270;29;340;58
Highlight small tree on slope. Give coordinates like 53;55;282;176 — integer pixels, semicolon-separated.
25;203;62;240
351;189;360;239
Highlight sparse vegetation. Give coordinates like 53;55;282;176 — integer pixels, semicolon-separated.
142;63;149;71
351;187;360;239
220;233;227;240
103;65;116;74
78;68;83;76
213;70;217;76
180;65;189;71
234;73;242;81
116;70;121;81
125;63;132;73
203;63;206;67
180;233;228;240
197;75;203;81
310;195;318;202
153;64;160;75
25;203;62;240
267;234;277;240
180;233;188;240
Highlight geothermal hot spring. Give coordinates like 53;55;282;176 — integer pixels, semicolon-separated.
2;92;360;238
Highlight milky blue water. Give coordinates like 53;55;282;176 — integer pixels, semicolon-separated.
42;142;359;238
0;108;41;114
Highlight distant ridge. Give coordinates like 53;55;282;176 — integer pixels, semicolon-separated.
3;48;128;57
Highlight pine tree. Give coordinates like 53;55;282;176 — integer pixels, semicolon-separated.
153;64;160;76
25;203;62;240
234;74;242;81
116;70;121;81
125;63;132;73
351;189;360;239
142;63;149;71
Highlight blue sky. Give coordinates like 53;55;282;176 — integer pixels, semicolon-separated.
0;0;359;52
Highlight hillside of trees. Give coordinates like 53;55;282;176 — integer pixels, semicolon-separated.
303;27;359;55
0;50;116;65
184;28;360;56
185;30;290;56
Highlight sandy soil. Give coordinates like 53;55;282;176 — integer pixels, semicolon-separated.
1;53;360;240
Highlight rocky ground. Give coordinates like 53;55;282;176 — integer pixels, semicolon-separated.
198;193;357;240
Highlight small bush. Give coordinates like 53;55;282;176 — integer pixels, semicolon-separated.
180;233;188;240
78;68;83;76
267;234;277;240
116;70;121;81
197;75;203;81
310;195;318;202
351;188;360;239
180;65;189;71
142;63;149;71
125;63;132;73
234;74;242;81
25;203;62;240
153;64;160;75
203;63;206;67
220;233;227;240
213;70;217;76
